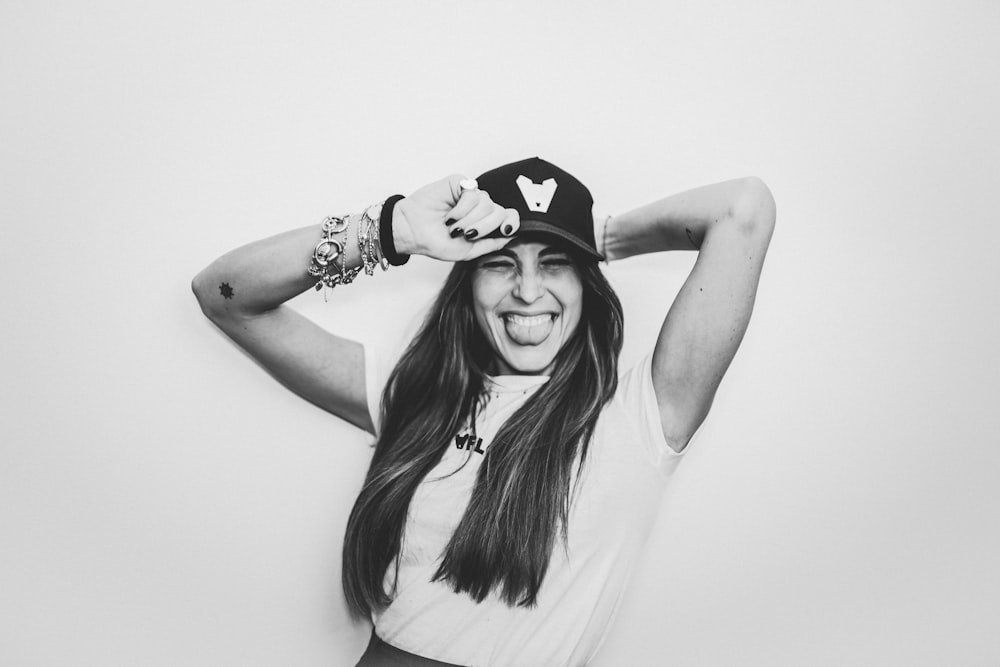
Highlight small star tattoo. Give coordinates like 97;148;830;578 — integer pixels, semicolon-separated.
219;282;234;299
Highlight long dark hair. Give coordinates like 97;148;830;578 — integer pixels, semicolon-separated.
342;247;624;616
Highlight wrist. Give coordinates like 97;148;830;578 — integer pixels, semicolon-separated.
392;199;417;256
596;212;614;263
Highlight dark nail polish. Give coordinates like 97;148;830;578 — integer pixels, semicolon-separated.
445;218;457;226
502;224;514;236
464;229;478;240
450;227;464;238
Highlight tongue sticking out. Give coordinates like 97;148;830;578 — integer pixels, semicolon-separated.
504;314;555;345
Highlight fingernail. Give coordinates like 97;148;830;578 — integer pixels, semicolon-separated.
450;227;464;238
445;218;457;227
464;229;478;240
502;224;514;236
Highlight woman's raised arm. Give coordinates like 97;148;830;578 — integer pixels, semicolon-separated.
191;177;516;433
192;220;378;432
603;177;776;453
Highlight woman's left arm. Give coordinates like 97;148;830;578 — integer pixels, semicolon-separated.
603;177;776;453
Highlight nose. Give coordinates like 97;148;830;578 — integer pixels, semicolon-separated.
512;266;545;304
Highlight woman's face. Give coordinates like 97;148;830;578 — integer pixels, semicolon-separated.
471;239;584;375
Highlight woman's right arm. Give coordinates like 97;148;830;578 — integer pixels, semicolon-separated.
191;177;517;434
192;221;377;431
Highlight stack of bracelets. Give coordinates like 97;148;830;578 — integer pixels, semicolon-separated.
307;195;407;299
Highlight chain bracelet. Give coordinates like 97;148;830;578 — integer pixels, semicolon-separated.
308;201;389;300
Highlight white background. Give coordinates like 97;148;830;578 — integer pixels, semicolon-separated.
2;1;998;665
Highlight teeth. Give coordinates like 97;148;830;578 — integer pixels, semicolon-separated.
505;314;552;327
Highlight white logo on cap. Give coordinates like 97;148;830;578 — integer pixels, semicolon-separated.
516;175;558;213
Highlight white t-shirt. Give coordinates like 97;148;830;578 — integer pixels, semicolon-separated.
362;349;686;666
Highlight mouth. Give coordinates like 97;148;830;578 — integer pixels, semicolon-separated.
501;312;557;345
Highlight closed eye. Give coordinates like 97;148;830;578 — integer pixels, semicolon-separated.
480;260;516;270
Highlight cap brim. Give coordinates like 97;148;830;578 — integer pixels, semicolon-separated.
516;219;604;262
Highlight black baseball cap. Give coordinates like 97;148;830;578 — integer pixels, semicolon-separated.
476;157;603;261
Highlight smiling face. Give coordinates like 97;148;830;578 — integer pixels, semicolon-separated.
471;238;584;375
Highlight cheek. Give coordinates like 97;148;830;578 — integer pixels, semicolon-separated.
557;277;585;332
471;276;505;328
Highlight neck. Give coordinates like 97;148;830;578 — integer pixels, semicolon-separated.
489;359;555;376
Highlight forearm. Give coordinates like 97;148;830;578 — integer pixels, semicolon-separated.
603;177;774;261
191;172;515;323
191;214;373;321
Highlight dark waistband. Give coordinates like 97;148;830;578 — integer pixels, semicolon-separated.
355;629;466;667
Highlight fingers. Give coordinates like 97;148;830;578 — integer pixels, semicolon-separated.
459;205;509;240
445;189;486;227
446;190;515;240
473;207;519;239
498;208;520;237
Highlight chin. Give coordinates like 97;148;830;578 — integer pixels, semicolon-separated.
494;346;559;375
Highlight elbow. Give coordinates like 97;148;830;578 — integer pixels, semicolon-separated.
732;176;776;242
191;268;220;320
192;265;257;324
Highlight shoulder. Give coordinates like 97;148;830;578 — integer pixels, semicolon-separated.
597;352;688;470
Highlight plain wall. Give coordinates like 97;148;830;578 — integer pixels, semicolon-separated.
2;0;998;665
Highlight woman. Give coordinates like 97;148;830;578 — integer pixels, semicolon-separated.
192;157;775;666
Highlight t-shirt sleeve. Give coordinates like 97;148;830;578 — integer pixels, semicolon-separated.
617;351;689;476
